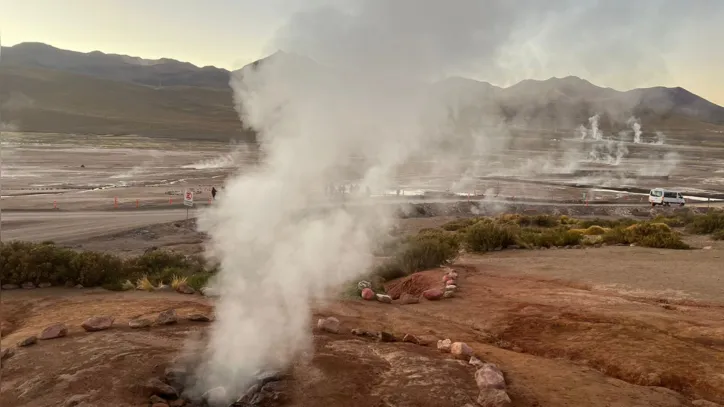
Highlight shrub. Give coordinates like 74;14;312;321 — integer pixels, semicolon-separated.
602;222;689;249
396;229;459;274
518;228;584;248
186;273;213;291
578;218;639;229
712;229;724;241
441;217;479;231
686;211;724;235
0;241;217;289
463;222;518;252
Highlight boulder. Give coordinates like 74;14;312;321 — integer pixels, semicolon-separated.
450;342;473;358
21;282;36;289
149;395;166;405
357;280;372;291
399;293;420;304
129;318;153;329
1;284;19;290
445;285;457;291
176;283;195;295
317;317;340;334
361;288;375;300
145;377;178;399
443;275;453;283
702;246;713;251
476;389;512;407
469;356;484;368
155;284;173;292
17;336;38;347
74;284;84;289
377;331;396;342
475;363;506;390
81;316;115;332
437;339;452;352
376;294;392;304
447;271;458;279
200;286;220;297
188;313;214;322
402;333;421;345
38;282;52;288
164;366;189;390
445;280;456;287
351;328;367;336
39;323;68;340
423;288;444;301
443;291;455;299
156;309;178;325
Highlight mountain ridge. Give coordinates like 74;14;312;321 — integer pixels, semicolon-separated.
1;42;723;139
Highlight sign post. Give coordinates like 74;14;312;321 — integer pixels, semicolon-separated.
184;190;194;220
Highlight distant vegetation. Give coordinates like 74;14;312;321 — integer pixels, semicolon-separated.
0;241;215;291
371;209;724;284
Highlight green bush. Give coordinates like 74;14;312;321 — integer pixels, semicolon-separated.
463;222;518;252
686;211;724;235
372;229;459;281
441;217;479;231
578;218;639;229
518;228;584;248
0;241;216;288
712;229;724;241
602;223;689;249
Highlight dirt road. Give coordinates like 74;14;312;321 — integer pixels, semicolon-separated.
1;209;194;243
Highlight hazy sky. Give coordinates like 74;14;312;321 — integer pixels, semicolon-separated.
2;0;723;105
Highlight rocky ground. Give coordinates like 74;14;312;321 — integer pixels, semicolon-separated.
2;237;723;407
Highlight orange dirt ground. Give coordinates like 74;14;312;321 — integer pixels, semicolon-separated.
2;247;724;407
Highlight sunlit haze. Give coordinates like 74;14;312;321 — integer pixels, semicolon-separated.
2;0;723;105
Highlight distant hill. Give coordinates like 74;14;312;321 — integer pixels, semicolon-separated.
1;42;723;140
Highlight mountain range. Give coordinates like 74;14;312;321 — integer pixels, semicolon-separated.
1;42;723;140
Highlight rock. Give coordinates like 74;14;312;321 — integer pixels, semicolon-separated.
39;323;68;340
443;275;453;283
64;281;75;288
445;279;457;287
402;333;420;345
377;331;396;342
376;294;392;303
476;388;512;407
450;342;473;358
64;394;90;407
168;400;186;407
317;317;340;333
200;286;220;297
145;377;178;399
469;356;484;368
152;403;169;407
81;315;114;332
447;271;458;279
692;400;722;407
399;293;420;304
703;246;713;250
351;328;367;336
149;395;167;405
446;284;458;290
423;288;444;301
155;284;173;292
38;282;52;288
187;313;213;322
156;309;178;325
17;336;38;347
443;290;455;299
201;386;229;406
164;366;189;389
437;338;452;352
357;280;372;290
475;363;506;390
236;383;261;405
361;287;375;300
1;284;19;290
74;284;84;289
176;283;195;295
129;318;152;329
1;347;14;362
21;282;36;289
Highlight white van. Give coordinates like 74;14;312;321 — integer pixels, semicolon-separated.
648;188;685;207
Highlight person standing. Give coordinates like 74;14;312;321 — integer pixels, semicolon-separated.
211;186;217;200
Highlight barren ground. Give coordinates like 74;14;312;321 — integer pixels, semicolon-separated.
2;231;723;407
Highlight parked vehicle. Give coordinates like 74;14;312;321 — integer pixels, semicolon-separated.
648;188;685;207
